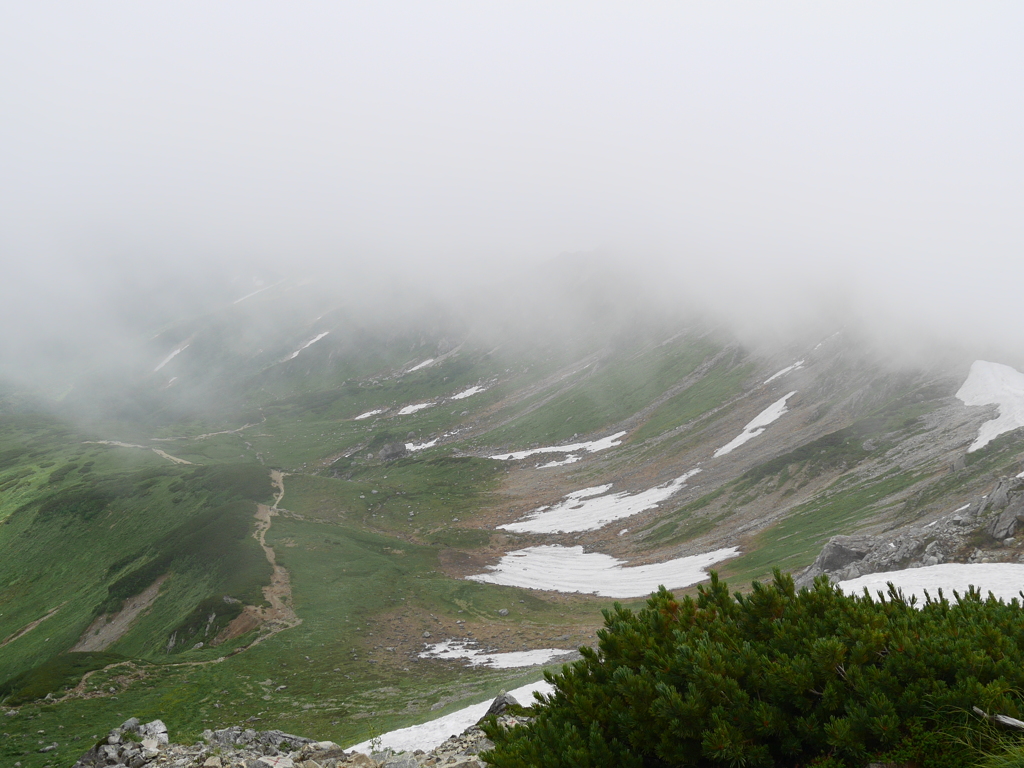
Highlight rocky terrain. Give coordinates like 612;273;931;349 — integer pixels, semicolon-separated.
69;695;523;768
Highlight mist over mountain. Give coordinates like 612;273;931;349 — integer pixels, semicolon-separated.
2;6;1024;767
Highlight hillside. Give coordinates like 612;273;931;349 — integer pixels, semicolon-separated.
2;281;1023;767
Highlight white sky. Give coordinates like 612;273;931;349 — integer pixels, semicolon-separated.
1;3;1023;365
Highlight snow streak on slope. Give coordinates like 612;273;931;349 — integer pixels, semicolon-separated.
154;344;189;372
764;360;804;384
406;439;438;452
408;358;435;372
348;680;554;754
419;640;575;669
451;385;485;400
499;469;702;533
490;431;626;461
838;563;1024;604
398;402;435;415
713;392;797;457
284;332;329;361
353;409;384;420
537;455;580;468
956;360;1024;452
468;545;738;598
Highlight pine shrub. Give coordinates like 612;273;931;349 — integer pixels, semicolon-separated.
483;571;1024;768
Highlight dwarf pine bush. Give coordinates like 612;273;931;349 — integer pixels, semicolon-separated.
483;571;1024;768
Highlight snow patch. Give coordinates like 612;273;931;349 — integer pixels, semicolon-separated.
764;360;804;385
418;640;574;669
468;544;739;598
398;402;435;416
451;385;485;400
956;360;1024;452
354;409;384;421
406;439;438;452
285;332;329;361
490;431;626;461
154;344;189;372
347;680;554;755
838;563;1024;605
713;392;797;457
537;455;580;468
499;469;701;533
408;358;435;372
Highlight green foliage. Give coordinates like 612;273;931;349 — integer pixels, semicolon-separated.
34;485;114;524
0;652;124;706
979;740;1024;768
100;500;272;615
183;464;274;505
484;572;1024;768
167;596;244;650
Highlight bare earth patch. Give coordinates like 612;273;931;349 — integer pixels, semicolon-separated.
71;576;168;652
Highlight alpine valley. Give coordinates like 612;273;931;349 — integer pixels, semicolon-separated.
3;268;1024;768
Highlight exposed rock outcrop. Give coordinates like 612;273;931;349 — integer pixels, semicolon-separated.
795;475;1024;589
379;442;408;461
72;696;525;768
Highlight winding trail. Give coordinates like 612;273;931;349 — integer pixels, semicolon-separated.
0;603;65;649
84;441;195;466
212;470;301;646
249;470;301;629
52;470;302;707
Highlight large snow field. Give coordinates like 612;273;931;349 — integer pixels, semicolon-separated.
763;360;804;384
347;680;554;754
419;640;575;669
408;358;435;372
838;563;1024;604
451;385;486;400
467;544;739;598
713;391;797;457
354;408;385;420
284;331;330;361
498;469;702;534
490;431;626;461
398;402;435;416
154;344;189;372
956;360;1024;452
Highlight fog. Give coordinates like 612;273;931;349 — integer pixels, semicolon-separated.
2;3;1023;387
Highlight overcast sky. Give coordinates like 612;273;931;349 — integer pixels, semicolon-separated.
1;3;1022;358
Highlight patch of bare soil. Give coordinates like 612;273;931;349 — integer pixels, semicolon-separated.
71;576;168;652
0;603;65;648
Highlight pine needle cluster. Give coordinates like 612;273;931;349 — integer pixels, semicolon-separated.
483;571;1024;768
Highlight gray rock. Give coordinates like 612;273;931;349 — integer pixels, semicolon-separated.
482;692;520;719
816;535;876;572
378;442;408;461
139;720;169;745
381;755;418;768
988;494;1024;540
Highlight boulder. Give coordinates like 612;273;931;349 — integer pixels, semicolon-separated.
379;442;408;461
482;692;520;719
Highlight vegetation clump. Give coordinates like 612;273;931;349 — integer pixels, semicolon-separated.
484;571;1024;768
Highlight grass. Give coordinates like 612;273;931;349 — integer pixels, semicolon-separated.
722;470;924;584
480;335;719;447
631;359;753;442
